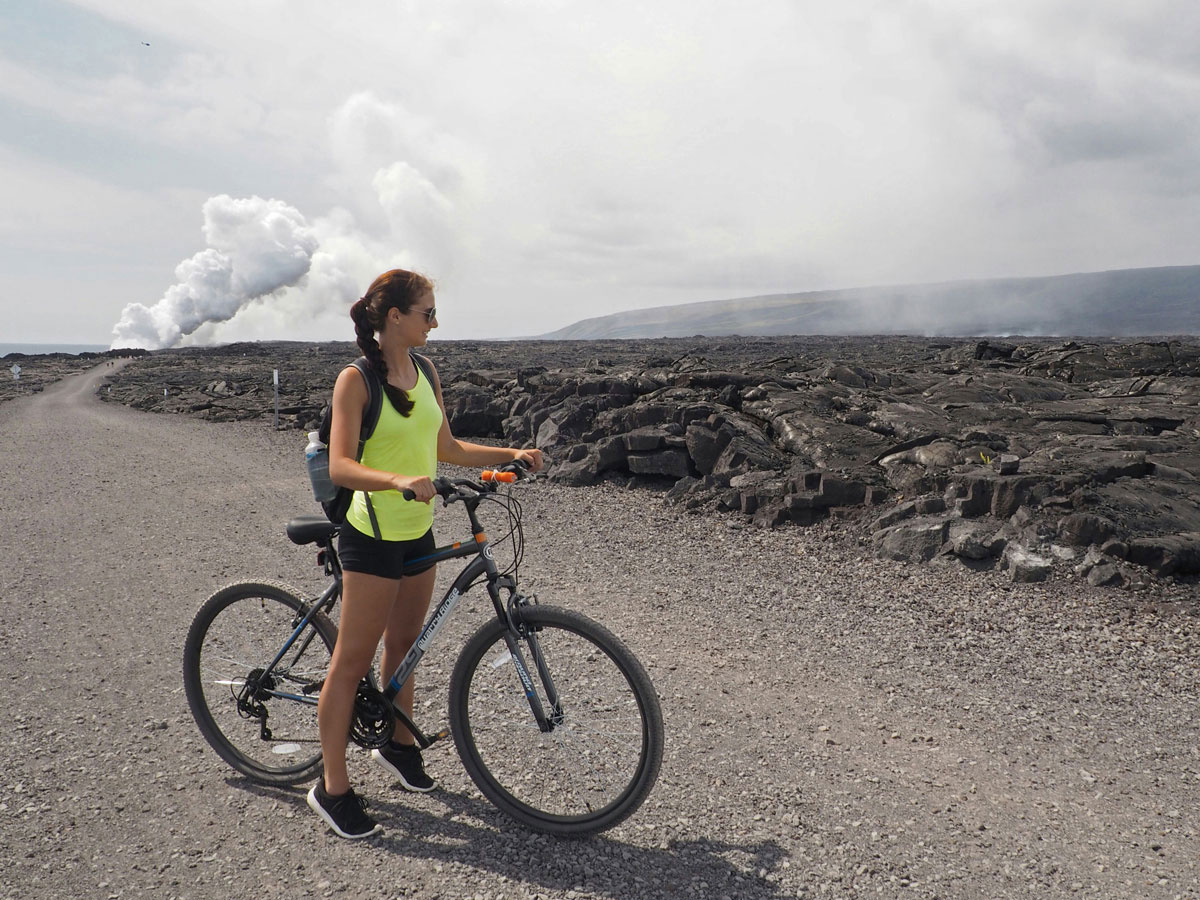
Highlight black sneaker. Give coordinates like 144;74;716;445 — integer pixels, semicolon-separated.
307;780;383;839
372;743;437;792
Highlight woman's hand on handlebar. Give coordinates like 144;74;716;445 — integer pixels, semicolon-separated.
395;474;436;503
512;448;544;473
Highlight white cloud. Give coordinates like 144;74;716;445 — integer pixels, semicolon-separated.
2;0;1199;343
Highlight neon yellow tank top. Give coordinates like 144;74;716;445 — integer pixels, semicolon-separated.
346;363;443;541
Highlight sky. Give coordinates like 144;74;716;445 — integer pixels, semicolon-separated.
1;1;1198;347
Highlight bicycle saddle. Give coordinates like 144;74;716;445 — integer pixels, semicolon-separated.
286;515;337;546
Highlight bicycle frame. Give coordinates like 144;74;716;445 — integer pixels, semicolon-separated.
406;510;568;739
250;490;558;752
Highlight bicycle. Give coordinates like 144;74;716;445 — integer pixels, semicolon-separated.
182;462;664;836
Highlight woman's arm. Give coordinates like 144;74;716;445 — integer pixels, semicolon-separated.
327;366;437;502
428;361;544;472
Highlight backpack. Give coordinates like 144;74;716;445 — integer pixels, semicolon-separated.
313;352;435;538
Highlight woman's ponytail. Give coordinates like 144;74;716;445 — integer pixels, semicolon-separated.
352;297;380;363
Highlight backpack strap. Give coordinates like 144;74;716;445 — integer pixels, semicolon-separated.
348;357;384;540
349;357;384;444
409;350;435;391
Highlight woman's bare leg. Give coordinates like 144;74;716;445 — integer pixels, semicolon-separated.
318;571;400;795
379;565;437;743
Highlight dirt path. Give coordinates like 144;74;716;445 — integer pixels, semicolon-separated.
1;365;1197;900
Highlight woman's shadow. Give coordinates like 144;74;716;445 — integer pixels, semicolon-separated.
237;777;795;899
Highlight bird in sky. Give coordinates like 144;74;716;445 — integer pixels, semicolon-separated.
142;41;150;46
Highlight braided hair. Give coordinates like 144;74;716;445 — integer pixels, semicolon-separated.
349;269;434;417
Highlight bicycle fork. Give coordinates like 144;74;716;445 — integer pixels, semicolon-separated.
501;617;564;732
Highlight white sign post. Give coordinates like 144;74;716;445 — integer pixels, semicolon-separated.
10;364;20;381
273;369;280;429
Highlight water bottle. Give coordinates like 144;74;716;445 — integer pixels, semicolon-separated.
305;431;338;502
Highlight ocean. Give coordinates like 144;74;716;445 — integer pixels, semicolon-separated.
0;343;110;357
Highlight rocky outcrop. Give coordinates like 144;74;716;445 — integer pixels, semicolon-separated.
95;335;1200;586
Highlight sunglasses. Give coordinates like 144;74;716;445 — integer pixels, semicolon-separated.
410;306;437;323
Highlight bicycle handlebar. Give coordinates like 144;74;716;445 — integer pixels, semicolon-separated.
401;459;533;502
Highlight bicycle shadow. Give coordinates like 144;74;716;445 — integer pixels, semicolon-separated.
231;777;796;899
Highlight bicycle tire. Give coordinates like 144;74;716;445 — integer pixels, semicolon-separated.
449;604;663;835
183;581;337;785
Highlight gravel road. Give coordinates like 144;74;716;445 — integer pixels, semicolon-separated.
2;364;1198;900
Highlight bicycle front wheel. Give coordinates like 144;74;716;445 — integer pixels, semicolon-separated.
183;582;337;785
449;604;663;835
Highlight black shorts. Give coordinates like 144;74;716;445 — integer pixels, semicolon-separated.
338;522;437;580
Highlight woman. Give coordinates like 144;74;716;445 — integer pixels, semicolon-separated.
308;269;543;839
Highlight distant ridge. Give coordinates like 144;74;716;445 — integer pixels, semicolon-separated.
0;343;109;357
540;265;1200;339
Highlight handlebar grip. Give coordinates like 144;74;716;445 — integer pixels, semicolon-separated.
481;470;518;483
403;477;451;501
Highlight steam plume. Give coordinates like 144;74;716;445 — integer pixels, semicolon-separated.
111;195;318;349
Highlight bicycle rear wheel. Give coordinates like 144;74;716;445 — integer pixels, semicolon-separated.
449;604;663;835
183;582;337;785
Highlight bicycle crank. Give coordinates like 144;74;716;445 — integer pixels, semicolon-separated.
349;683;395;750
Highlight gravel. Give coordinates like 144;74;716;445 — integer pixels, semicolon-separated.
1;362;1197;900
